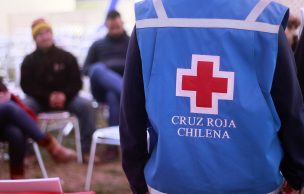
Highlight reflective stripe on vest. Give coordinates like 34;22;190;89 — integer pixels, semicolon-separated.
136;0;279;34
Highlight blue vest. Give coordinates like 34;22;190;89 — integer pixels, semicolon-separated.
135;0;288;193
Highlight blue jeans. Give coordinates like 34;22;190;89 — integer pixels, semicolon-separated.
0;101;46;169
89;64;122;126
24;96;95;153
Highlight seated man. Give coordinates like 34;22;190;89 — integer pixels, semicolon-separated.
20;18;96;160
83;10;130;126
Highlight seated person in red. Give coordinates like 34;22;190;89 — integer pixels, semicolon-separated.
0;80;76;179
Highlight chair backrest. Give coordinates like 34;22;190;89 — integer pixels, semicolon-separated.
95;126;120;140
38;112;71;120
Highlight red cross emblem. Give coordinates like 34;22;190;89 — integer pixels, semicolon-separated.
176;55;235;114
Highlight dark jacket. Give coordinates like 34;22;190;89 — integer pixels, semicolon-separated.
120;27;304;193
295;31;304;95
20;45;82;108
83;32;130;76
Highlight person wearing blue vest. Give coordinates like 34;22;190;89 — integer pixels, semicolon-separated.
120;0;304;193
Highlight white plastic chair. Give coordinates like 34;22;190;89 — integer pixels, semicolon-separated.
84;126;120;191
38;112;83;163
32;141;48;178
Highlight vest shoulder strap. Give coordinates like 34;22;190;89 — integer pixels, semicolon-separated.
246;0;272;22
135;0;288;34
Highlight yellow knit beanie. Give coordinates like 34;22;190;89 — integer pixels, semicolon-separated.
31;18;52;38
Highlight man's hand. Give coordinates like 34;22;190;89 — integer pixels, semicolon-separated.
49;91;66;109
0;91;11;104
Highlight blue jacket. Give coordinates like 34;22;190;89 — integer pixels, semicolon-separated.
120;0;304;193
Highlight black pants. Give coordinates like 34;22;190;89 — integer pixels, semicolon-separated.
0;101;45;169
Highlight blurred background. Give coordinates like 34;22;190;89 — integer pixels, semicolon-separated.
0;2;135;193
0;0;135;90
0;0;303;87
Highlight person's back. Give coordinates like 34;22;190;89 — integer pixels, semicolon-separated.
120;0;304;193
135;0;287;193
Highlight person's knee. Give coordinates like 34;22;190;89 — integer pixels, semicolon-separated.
68;97;93;114
2;102;20;116
89;63;122;97
89;63;106;78
89;65;107;91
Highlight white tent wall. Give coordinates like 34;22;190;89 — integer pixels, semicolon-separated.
0;0;135;85
1;0;304;85
0;0;76;35
276;0;304;16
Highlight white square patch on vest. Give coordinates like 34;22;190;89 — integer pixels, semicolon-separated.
176;54;235;115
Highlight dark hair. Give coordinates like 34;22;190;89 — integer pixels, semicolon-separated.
106;10;121;20
287;15;301;29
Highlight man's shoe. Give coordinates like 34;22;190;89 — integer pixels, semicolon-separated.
38;133;76;163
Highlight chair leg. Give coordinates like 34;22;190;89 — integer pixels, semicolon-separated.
85;138;97;191
72;118;83;163
56;121;73;144
57;128;65;144
62;122;74;136
32;142;48;178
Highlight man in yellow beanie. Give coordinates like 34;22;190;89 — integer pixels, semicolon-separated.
20;18;96;160
31;18;53;46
